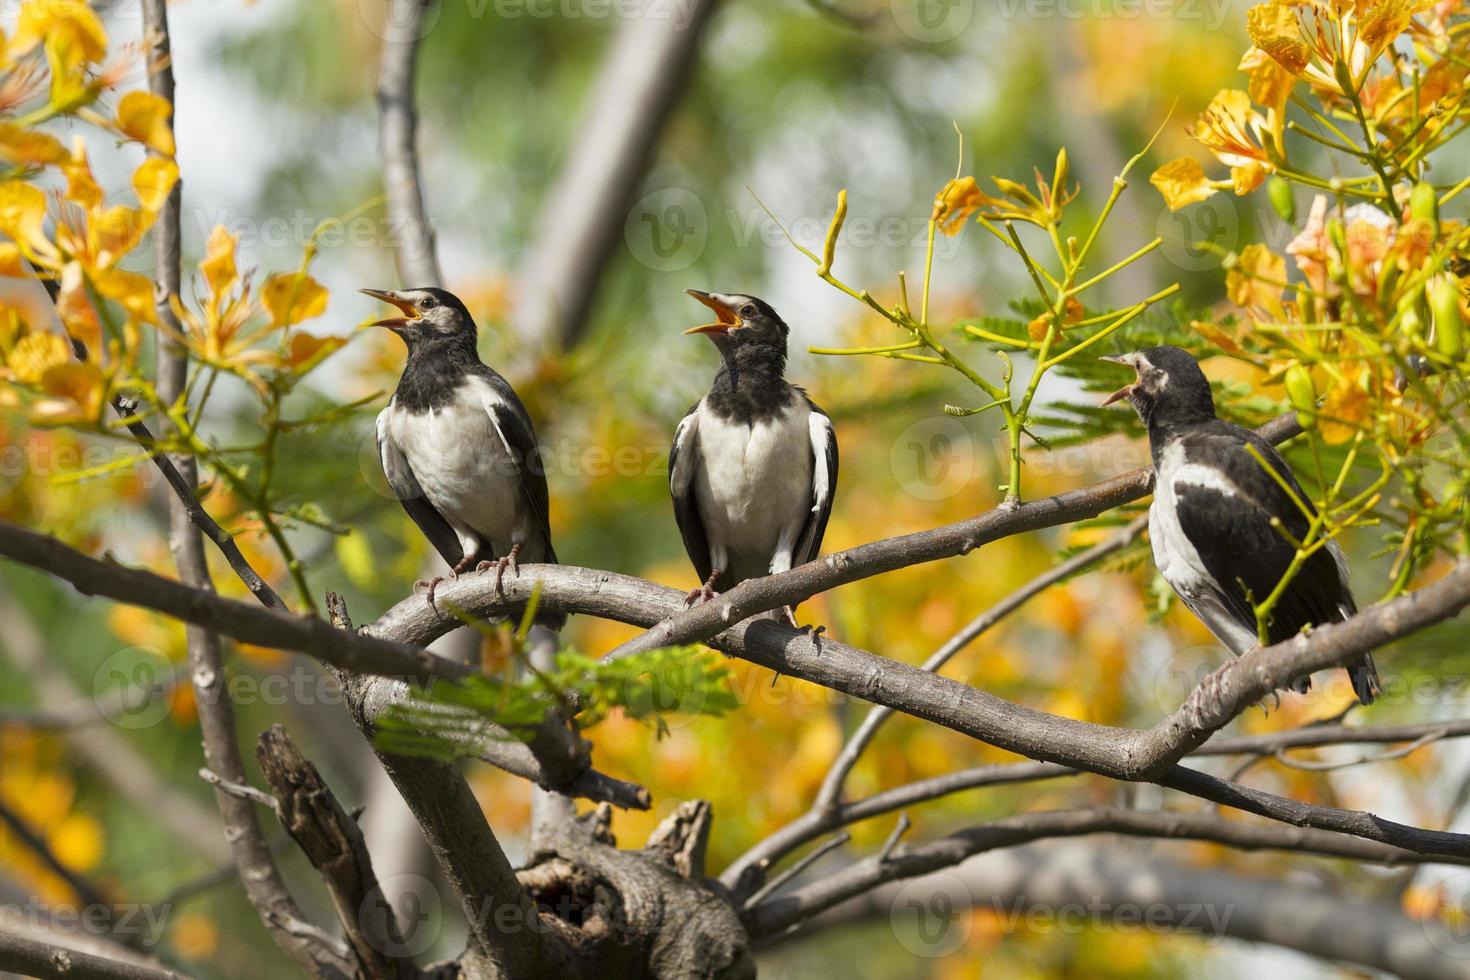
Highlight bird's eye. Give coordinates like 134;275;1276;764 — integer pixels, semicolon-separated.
741;304;757;318
419;297;437;310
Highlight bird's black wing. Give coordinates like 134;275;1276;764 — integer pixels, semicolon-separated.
377;405;464;567
669;401;711;583
1172;421;1350;646
475;369;558;565
794;398;838;567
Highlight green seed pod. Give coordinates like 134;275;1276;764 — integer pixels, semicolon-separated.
1267;176;1295;224
1411;180;1440;233
1284;364;1317;430
1333;57;1356;96
1431;275;1465;360
1400;305;1424;339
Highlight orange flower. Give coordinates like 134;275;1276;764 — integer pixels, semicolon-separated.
1150;157;1219;211
1189;90;1276;194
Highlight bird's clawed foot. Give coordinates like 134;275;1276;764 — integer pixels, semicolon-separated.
478;543;523;597
1183;662;1231;729
415;573;455;613
685;570;723;607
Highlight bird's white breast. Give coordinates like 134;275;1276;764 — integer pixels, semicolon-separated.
1149;438;1256;653
693;398;814;575
387;375;526;555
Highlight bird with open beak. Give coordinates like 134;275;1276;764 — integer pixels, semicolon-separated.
669;291;838;620
1103;346;1378;705
363;287;562;627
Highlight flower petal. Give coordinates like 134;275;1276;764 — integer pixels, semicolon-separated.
1150;157;1217;211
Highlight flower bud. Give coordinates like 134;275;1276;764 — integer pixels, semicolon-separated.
1284;364;1317;430
1267;176;1295;224
1431;275;1465;360
1411;180;1440;233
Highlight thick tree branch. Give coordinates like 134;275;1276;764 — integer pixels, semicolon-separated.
745;805;1470;936
603;415;1302;662
339;676;568;978
778;842;1470;980
140;4;349;975
0;521;470;681
254;726;414;980
511;0;720;353
10;516;1470;858
377;0;441;287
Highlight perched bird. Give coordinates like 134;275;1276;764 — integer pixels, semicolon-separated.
1103;346;1378;704
669;291;838;617
364;287;562;627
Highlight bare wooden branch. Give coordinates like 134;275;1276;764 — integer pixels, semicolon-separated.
512;0;720;352
139;3;349;974
777;841;1470;980
0;932;191;980
602;415;1301;662
745;805;1470;936
810;514;1147;817
1198;717;1470;755
9;513;1470;860
723;761;1075;896
255;726;414;980
377;0;441;287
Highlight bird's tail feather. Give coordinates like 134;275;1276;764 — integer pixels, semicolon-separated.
1349;654;1380;705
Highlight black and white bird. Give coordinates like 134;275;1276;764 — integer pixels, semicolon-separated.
365;287;562;628
668;291;838;617
1103;346;1377;704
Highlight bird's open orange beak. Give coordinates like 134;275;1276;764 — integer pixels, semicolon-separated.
1100;354;1138;407
360;288;421;328
684;290;742;335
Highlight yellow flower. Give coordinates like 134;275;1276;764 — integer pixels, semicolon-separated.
170;913;219;961
0;122;66;166
933;176;993;235
1150;157;1218;211
6;331;70;385
43;365;106;420
47;812;102;871
0;180;54;255
1358;0;1418;59
1189;89;1276;194
261;272;329;329
115;90;175;157
131;157;178;212
1247;2;1311;74
60;139;102;210
1226;242;1286;312
1239;46;1297;113
199;225;238;300
12;0;107;64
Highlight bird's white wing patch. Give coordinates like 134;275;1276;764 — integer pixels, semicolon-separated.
376;403;413;499
464;375;518;461
671;410;700;492
808;411;834;513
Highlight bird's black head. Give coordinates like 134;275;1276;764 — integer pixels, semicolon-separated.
361;287;475;349
684;290;789;360
1101;346;1217;430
